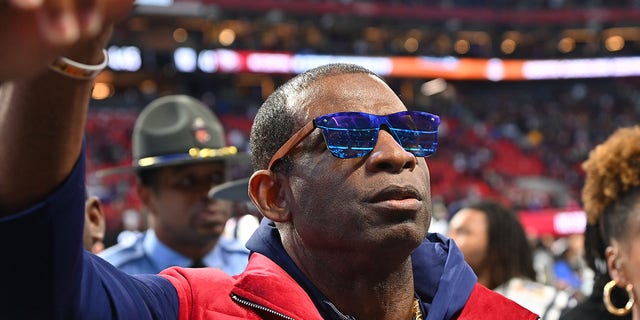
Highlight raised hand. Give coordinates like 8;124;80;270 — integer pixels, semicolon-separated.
0;0;134;81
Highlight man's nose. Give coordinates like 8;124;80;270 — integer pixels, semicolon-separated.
364;129;417;173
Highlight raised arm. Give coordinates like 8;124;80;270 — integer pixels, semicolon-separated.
0;0;133;216
0;3;180;319
0;44;100;215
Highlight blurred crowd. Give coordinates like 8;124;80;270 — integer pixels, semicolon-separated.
426;77;640;211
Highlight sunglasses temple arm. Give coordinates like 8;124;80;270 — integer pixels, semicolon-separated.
267;121;317;170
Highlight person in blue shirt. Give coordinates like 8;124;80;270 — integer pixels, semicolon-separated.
98;95;250;275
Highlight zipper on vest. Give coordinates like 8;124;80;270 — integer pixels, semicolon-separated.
231;293;296;320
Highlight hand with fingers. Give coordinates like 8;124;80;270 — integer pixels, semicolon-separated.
0;0;134;81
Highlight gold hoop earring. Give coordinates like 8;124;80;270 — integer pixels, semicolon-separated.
603;280;635;316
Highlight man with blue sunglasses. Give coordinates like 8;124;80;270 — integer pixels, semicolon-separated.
0;60;539;319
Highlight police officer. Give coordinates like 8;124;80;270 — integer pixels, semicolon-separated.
99;95;249;275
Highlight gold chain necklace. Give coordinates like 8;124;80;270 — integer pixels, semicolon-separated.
412;297;423;320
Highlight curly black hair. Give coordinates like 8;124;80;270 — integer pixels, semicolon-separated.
581;125;640;274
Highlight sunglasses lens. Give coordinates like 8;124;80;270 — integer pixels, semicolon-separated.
317;113;379;158
322;127;377;158
388;112;439;157
391;128;438;156
316;111;440;159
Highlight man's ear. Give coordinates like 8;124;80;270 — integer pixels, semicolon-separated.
85;196;106;236
85;196;106;253
248;170;291;222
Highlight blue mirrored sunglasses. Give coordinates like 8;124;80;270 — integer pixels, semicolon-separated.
267;111;440;170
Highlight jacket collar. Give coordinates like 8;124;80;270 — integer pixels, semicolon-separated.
231;253;323;319
412;233;477;319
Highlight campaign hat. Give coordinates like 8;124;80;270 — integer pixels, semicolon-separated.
132;95;241;170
